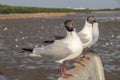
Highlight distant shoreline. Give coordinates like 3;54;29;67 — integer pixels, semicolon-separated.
0;13;77;19
0;11;120;19
91;11;120;14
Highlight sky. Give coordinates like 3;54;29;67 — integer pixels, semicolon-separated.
0;0;120;9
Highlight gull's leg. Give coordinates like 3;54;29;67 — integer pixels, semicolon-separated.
60;63;68;78
83;49;90;60
63;61;72;76
75;57;85;67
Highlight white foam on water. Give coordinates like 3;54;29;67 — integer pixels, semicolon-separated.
110;42;113;45
41;26;44;30
105;42;109;46
22;37;25;40
42;19;45;23
15;45;18;47
35;45;38;48
15;38;18;41
117;35;120;39
20;31;23;34
3;27;8;31
111;34;114;38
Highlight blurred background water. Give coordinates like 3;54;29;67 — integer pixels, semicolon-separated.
0;13;120;80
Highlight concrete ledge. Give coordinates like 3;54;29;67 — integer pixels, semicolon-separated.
58;51;105;80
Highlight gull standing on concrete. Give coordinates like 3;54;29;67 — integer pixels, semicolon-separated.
43;16;99;60
78;16;99;59
29;20;83;78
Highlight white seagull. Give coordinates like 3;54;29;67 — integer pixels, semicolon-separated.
28;20;83;78
43;16;99;60
78;16;99;59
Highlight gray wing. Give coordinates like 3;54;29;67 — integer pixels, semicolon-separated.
92;34;99;44
54;36;65;40
34;40;72;60
91;23;99;45
44;36;65;44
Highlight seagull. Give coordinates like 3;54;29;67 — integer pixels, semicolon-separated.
43;16;99;60
78;16;99;59
22;20;83;78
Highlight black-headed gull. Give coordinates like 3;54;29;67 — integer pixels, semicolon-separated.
43;16;99;60
27;20;83;78
78;16;99;59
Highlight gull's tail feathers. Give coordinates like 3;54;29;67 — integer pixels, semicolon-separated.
22;48;33;52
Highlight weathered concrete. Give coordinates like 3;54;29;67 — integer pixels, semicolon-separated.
58;51;105;80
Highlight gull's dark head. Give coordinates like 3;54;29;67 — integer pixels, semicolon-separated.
64;20;74;32
87;16;97;24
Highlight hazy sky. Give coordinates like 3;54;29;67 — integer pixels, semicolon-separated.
0;0;120;9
